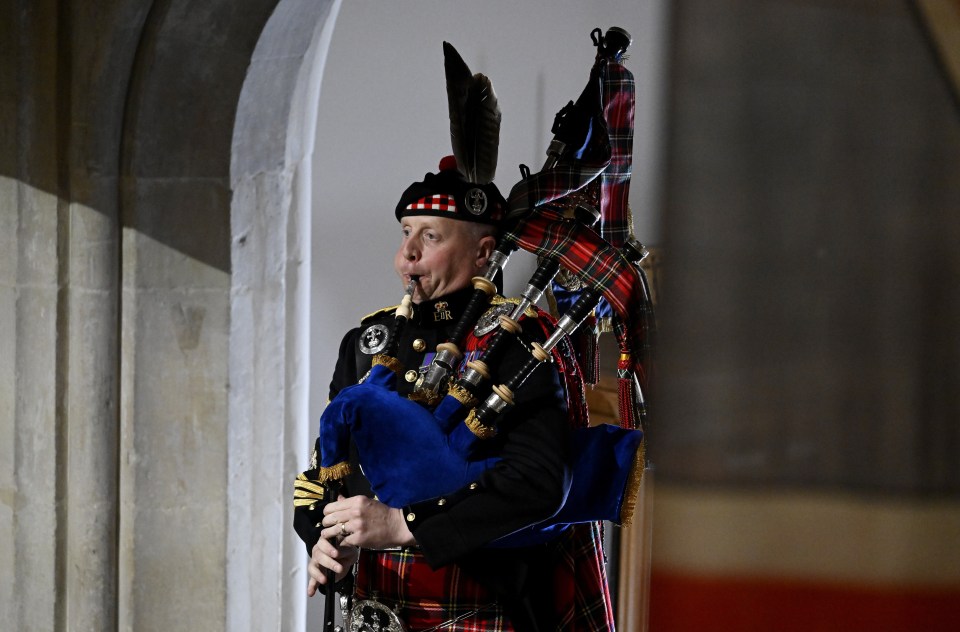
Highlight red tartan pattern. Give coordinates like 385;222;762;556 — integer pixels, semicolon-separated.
515;208;652;402
553;522;616;631
354;549;513;631
353;522;614;632
499;50;653;432
409;194;459;212
508;210;640;321
599;60;635;250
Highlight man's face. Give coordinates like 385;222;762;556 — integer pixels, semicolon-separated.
393;215;494;303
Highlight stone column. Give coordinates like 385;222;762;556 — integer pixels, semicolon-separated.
229;1;339;630
2;1;121;628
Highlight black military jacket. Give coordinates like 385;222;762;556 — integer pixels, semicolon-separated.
329;286;572;569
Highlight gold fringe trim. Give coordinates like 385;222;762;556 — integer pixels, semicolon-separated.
447;383;478;408
407;389;443;407
316;461;351;483
618;440;646;528
464;409;497;440
372;354;403;376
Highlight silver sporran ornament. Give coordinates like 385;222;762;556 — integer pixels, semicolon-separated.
348;599;406;632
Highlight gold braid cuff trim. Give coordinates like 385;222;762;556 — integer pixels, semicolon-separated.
294;490;325;503
294;498;321;507
464;409;497;440
446;383;478;408
618;440;646;528
294;476;327;498
316;461;351;483
372;354;403;375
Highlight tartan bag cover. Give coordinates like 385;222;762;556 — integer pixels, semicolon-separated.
503;53;653;422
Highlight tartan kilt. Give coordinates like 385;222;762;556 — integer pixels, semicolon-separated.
354;547;512;632
353;522;615;632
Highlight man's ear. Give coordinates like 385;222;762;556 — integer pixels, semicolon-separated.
476;234;496;268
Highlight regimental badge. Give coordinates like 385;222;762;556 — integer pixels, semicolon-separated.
465;188;488;215
474;302;514;336
359;323;389;354
433;301;452;321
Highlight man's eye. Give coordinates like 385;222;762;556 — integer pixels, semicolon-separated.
425;232;438;241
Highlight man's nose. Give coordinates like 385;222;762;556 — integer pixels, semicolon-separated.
401;241;419;261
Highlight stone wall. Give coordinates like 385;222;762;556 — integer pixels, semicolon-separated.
1;0;336;629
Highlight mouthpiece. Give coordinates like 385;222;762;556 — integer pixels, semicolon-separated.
396;276;419;320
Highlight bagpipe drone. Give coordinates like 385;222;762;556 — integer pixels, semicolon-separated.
294;27;655;554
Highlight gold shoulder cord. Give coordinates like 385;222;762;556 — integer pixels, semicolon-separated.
361;304;400;324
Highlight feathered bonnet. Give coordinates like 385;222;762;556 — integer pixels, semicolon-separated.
395;43;506;227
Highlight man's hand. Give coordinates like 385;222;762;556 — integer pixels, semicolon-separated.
306;537;360;597
321;494;416;550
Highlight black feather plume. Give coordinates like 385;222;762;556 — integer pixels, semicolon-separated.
443;41;501;184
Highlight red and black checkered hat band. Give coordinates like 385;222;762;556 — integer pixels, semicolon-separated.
406;194;458;213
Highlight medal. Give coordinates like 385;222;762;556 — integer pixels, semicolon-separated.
359;324;389;354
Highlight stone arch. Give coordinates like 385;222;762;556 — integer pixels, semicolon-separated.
228;0;341;629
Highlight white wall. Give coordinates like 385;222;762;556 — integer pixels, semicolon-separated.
310;0;668;425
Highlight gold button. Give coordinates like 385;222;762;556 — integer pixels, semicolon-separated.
469;482;479;490
309;502;317;511
406;512;416;522
315;522;322;528
404;370;419;383
437;498;446;506
412;338;426;352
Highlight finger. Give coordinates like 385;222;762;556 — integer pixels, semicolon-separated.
320;525;345;543
311;548;343;573
306;560;326;588
312;536;339;559
321;494;349;516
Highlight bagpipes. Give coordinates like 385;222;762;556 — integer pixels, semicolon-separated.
294;22;654;580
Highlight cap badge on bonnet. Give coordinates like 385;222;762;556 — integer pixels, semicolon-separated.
465;188;488;215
